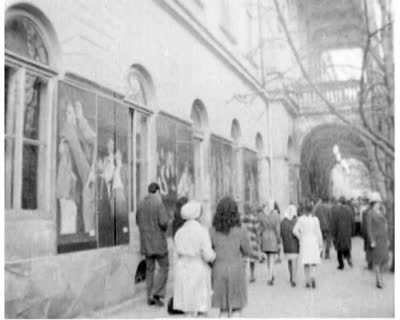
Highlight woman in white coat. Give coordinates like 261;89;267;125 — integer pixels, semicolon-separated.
173;201;216;316
293;200;323;289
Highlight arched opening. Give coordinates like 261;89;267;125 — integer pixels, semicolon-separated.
300;124;371;201
191;99;208;200
125;64;155;107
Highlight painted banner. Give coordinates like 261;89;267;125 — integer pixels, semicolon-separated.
210;136;233;211
57;82;130;253
156;114;194;219
243;148;259;205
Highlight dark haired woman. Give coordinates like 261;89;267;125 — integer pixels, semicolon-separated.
211;197;256;317
293;201;323;289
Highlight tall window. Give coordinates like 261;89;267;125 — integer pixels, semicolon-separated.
5;14;54;211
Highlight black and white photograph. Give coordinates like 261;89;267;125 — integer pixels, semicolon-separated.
3;0;396;318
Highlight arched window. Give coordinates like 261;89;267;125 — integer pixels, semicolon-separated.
191;99;208;200
5;9;57;211
125;65;154;107
5;15;49;64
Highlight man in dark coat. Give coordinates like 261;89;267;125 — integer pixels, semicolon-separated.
313;197;332;259
331;197;355;269
136;182;169;306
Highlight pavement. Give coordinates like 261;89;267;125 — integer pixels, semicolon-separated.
87;237;394;318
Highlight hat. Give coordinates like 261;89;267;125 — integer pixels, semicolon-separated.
369;192;382;204
180;201;202;220
284;205;297;220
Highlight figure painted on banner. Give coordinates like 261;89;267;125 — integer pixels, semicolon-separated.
102;138;115;199
59;101;96;236
75;100;96;162
112;149;129;244
56;139;78;234
177;161;194;199
96;158;114;247
157;148;168;197
166;151;176;196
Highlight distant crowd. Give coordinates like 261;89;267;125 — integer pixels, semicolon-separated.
135;182;394;317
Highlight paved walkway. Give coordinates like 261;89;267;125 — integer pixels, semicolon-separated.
88;237;394;318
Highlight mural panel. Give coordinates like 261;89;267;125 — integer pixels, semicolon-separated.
57;82;130;252
156;114;194;219
243;149;258;205
210;136;233;211
57;82;97;252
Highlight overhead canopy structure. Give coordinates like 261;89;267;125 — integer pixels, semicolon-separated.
296;0;365;50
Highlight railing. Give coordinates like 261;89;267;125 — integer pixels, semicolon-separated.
294;80;360;112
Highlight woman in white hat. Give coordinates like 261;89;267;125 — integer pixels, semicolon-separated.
173;201;215;316
366;192;390;288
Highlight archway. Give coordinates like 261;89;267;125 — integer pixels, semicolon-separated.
299;124;371;200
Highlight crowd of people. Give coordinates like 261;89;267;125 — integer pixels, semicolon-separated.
136;182;392;317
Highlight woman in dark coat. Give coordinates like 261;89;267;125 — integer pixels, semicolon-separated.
366;192;390;289
280;205;299;287
211;197;257;317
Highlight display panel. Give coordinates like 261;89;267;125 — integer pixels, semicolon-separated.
156;114;194;219
57;82;97;252
210;136;233;211
243;148;259;205
57;82;131;252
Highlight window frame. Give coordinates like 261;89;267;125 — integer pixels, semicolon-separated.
5;36;57;217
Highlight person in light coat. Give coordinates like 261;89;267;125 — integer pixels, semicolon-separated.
293;200;323;289
366;192;390;289
173;201;216;316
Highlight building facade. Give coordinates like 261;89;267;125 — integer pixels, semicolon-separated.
4;0;299;317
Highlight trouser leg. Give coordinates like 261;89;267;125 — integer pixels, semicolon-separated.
288;260;293;282
145;256;156;300
337;250;344;268
153;253;169;298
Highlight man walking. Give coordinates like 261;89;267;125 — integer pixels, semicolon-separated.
136;182;169;306
331;197;355;269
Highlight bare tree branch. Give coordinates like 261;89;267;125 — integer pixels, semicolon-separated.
272;0;394;158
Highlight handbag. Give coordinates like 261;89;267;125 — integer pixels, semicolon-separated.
167;297;184;315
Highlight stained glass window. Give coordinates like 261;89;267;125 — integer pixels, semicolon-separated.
5;15;49;65
126;70;146;105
